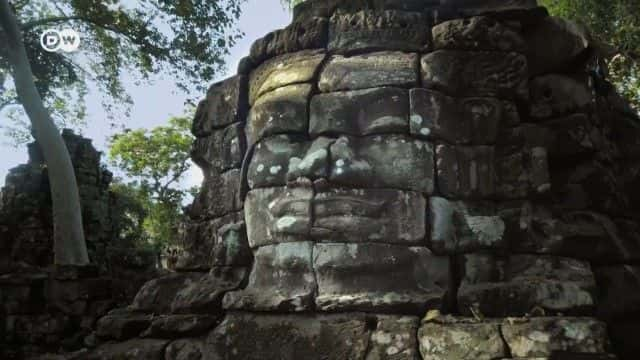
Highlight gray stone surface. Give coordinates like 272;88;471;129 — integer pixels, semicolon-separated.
247;136;333;189
88;338;169;360
421;50;528;100
429;197;505;254
435;144;495;198
319;51;419;92
177;212;244;271
312;188;426;245
141;315;218;338
207;313;370;360
247;84;312;145
529;74;594;119
418;319;506;360
433;16;526;52
244;186;313;248
366;315;420;360
329;10;429;53
458;254;597;317
96;313;152;340
501;317;608;358
314;243;449;312
164;338;206;360
190;169;243;219
223;242;316;312
250;17;328;63
130;273;203;314
310;87;410;136
193;76;247;137
410;89;515;144
249;50;326;105
170;268;247;314
195;77;246;137
329;135;434;193
191;122;243;175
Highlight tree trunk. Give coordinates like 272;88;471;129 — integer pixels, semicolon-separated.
0;0;89;265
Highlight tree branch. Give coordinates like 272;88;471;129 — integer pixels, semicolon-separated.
21;16;83;31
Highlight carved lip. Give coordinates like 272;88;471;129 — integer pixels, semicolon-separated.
313;195;386;218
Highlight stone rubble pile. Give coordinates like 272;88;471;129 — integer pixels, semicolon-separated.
79;0;640;359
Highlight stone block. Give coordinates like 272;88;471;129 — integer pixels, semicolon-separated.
96;313;152;340
223;242;316;312
193;76;247;137
247;136;333;189
529;74;593;120
367;315;420;360
410;89;515;144
207;313;370;359
433;16;526;52
329;10;429;53
244;185;313;248
319;51;419;92
329;135;434;194
171;267;247;314
525;16;591;76
247;83;312;146
192;122;244;175
437;0;545;22
88;338;169;360
429;197;505;254
310;87;410;136
165;339;205;360
250;17;328;64
501;317;608;358
458;254;597;317
249;50;326;105
314;243;449;313
190;169;242;220
421;50;528;100
418;318;506;360
312;188;426;245
130;273;203;314
435;144;495;198
211;222;252;267
141;315;219;338
177;212;243;271
504;206;640;263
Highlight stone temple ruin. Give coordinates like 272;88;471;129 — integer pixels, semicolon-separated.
7;0;640;359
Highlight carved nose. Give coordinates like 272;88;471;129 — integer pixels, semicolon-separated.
286;137;333;183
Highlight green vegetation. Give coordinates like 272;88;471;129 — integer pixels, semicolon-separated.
108;115;195;252
541;0;640;109
1;0;244;145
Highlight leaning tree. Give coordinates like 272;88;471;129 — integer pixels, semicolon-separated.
0;0;244;265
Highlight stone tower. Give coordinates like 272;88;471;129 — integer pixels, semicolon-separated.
90;1;640;359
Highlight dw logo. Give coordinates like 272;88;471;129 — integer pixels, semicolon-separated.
40;28;81;53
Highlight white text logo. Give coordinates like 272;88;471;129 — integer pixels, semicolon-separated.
40;28;80;53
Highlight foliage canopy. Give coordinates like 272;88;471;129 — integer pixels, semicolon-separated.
109;115;195;251
0;0;244;144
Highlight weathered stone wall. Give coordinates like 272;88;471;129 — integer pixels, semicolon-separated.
84;1;640;359
0;130;115;269
0;131;159;359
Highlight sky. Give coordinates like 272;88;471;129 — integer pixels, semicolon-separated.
0;0;292;188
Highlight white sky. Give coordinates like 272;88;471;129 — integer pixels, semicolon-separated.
0;0;291;188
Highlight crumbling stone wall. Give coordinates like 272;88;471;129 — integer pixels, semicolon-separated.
0;130;115;269
86;1;640;359
0;131;159;359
